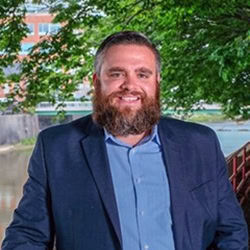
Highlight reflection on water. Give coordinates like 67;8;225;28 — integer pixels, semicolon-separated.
0;149;32;243
205;121;250;156
216;131;250;156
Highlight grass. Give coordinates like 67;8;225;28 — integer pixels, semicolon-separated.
10;136;37;151
0;137;36;153
183;114;229;123
19;136;37;146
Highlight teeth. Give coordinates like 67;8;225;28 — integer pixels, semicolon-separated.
121;96;139;101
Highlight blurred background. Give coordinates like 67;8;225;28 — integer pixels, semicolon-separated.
0;0;249;245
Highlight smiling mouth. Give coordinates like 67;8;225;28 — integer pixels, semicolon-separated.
119;96;140;102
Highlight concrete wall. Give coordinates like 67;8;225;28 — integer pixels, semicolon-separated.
38;115;74;130
0;115;39;145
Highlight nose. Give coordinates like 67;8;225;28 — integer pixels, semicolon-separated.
120;73;136;90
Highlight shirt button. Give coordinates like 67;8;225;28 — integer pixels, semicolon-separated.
136;177;141;183
144;244;149;250
140;211;144;216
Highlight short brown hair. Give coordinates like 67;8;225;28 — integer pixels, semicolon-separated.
94;31;161;76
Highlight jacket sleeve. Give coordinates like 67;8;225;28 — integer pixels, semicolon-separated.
213;134;248;249
1;133;55;249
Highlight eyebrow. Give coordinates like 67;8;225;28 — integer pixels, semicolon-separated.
135;67;153;75
107;67;153;75
107;67;126;73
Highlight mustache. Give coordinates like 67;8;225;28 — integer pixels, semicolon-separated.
107;89;146;99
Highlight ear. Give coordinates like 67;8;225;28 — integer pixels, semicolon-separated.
157;73;161;83
93;73;98;89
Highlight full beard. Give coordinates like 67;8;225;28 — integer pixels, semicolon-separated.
92;85;161;137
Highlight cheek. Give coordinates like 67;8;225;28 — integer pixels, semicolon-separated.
143;84;157;97
101;85;114;96
101;80;121;95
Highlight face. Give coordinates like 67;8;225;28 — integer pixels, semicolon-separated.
92;44;161;136
95;44;160;111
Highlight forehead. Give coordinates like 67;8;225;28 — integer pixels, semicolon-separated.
102;44;157;70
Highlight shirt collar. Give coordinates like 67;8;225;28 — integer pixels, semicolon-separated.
104;125;161;147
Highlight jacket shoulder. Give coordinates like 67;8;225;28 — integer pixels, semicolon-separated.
39;114;94;142
159;116;218;145
160;116;216;135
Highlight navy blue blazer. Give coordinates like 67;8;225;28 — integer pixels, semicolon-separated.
2;115;248;249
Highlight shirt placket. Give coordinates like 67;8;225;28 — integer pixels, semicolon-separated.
129;146;149;250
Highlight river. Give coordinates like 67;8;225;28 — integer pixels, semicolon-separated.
0;120;250;243
203;120;250;156
0;149;31;243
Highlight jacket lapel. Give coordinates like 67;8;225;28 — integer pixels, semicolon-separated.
80;120;122;248
158;120;193;250
79;117;194;249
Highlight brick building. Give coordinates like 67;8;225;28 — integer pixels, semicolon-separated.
0;3;91;107
0;3;61;100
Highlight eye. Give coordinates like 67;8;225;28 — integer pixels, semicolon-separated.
138;73;149;79
109;72;123;78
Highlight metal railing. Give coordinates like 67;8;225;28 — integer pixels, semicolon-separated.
226;142;250;205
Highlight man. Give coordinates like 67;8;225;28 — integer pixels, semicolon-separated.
2;31;248;249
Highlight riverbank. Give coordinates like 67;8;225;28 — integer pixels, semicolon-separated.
184;113;250;125
0;145;14;153
184;113;228;123
0;141;35;154
0;114;39;146
0;116;249;154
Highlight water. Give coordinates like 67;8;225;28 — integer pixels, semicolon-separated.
216;130;250;156
0;120;249;243
0;149;31;243
204;120;250;156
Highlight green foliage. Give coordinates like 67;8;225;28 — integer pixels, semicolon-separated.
0;0;26;62
0;0;249;119
185;114;228;123
19;136;36;145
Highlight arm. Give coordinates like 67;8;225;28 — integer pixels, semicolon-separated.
213;135;248;249
2;134;55;250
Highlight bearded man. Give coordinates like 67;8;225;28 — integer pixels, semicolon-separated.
2;31;248;250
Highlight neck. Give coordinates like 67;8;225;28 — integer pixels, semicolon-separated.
115;130;151;146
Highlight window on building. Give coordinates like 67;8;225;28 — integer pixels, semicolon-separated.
39;23;49;35
50;24;61;34
20;43;34;55
39;23;61;35
27;23;34;35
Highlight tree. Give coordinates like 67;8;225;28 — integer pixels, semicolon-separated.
0;0;249;118
0;0;27;103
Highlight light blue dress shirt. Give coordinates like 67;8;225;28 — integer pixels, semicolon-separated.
105;126;175;250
